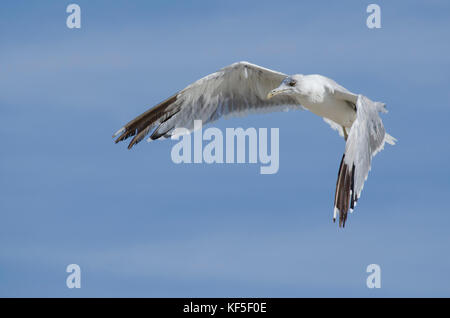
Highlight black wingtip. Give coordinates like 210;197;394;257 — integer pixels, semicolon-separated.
334;154;355;228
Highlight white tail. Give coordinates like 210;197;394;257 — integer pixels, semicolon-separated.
385;133;397;145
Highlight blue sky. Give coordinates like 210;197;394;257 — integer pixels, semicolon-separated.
1;0;450;297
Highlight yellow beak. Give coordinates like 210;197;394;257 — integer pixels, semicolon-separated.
267;90;277;99
267;88;288;99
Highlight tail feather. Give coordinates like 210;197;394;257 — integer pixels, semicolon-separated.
384;133;397;145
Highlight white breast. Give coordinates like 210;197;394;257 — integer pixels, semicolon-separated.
294;75;356;128
298;93;356;128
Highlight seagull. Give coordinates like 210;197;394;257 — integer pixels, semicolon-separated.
113;61;396;227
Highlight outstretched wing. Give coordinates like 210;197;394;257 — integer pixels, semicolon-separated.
113;61;302;149
334;95;396;227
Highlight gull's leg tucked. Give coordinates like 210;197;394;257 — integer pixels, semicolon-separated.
342;126;348;141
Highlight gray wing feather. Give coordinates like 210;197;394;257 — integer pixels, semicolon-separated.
333;95;393;227
170;62;301;130
345;95;389;201
114;61;302;148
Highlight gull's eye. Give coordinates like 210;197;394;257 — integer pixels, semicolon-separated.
288;80;296;87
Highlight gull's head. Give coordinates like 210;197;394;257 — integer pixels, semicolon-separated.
267;75;303;99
